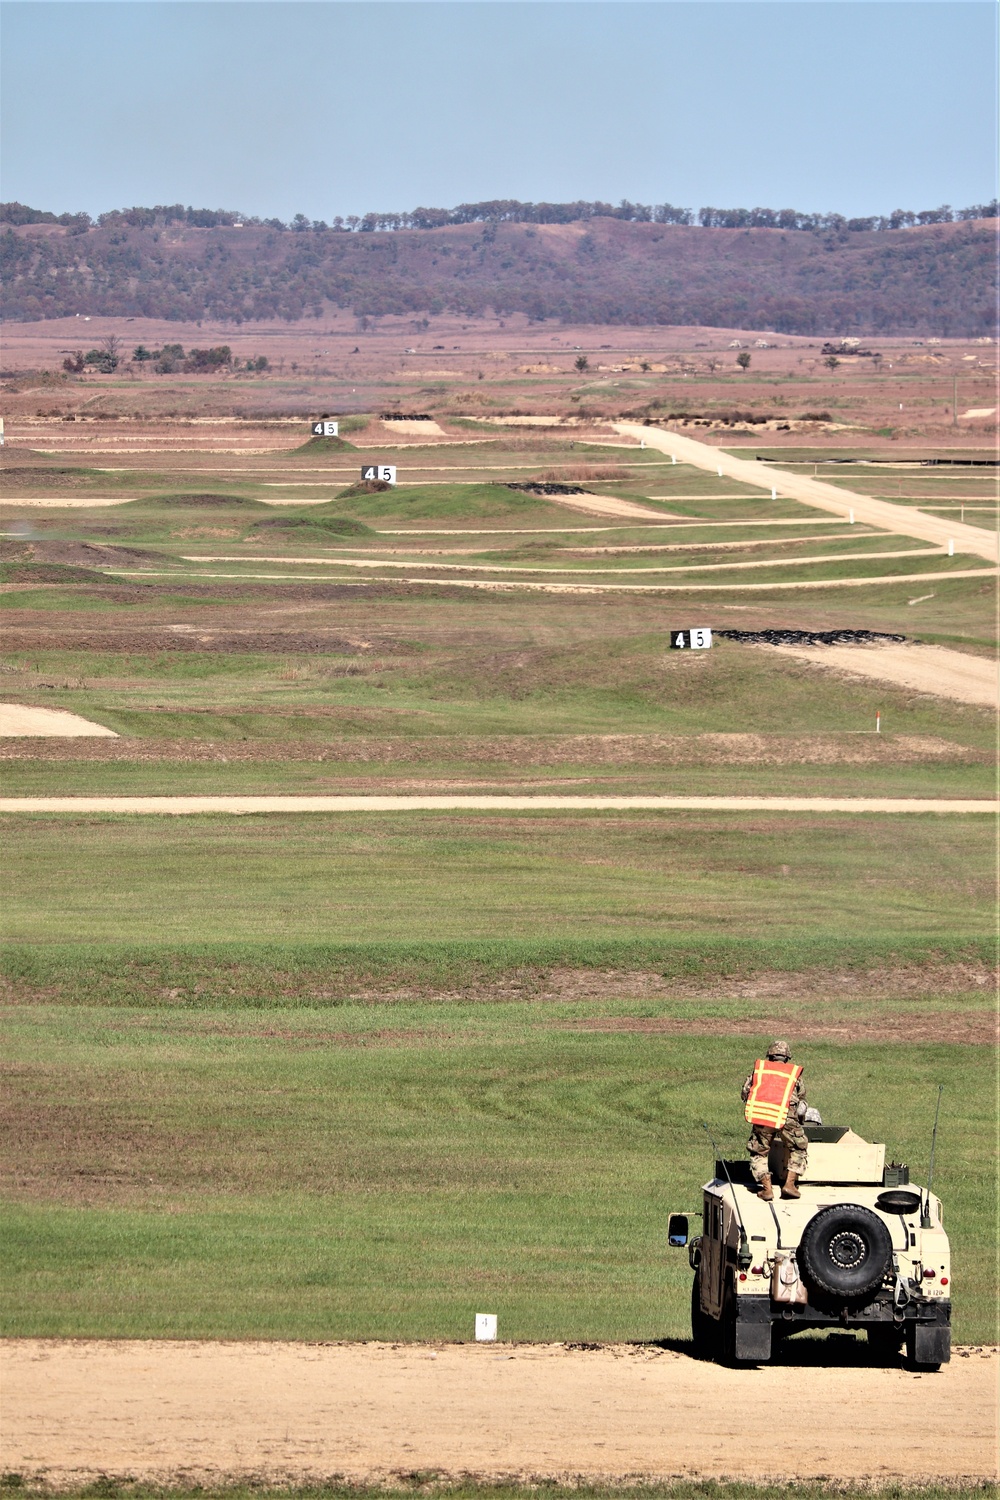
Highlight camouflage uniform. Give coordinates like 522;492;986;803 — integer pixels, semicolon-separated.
742;1067;810;1185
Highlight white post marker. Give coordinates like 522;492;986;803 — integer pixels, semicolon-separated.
948;539;954;556
671;454;677;464
475;1313;497;1341
717;465;723;478
849;509;854;524
771;486;777;501
876;710;881;735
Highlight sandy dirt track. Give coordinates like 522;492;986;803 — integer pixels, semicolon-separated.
769;641;998;708
3;1340;996;1485
108;565;997;594
0;705;118;737
616;422;1000;564
0;794;993;814
180;546;942;575
529;490;673;519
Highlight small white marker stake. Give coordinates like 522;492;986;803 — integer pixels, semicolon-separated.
771;486;777;501
876;711;881;735
948;539;954;556
849;509;854;524
475;1313;497;1342
671;454;677;464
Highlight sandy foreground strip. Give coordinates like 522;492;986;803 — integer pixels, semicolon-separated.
0;795;993;814
0;705;117;737
768;641;999;709
2;1340;996;1485
617;422;1000;564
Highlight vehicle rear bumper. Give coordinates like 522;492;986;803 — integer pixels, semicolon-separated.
736;1293;952;1328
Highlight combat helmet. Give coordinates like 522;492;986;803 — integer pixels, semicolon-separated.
766;1038;791;1061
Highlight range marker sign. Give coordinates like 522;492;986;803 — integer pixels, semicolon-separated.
311;419;339;438
670;628;712;650
361;464;397;485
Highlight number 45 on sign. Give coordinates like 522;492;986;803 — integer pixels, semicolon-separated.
362;465;397;485
670;629;712;650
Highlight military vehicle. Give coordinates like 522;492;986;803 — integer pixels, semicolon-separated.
667;1124;951;1368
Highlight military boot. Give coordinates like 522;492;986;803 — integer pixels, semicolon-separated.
781;1171;801;1199
758;1174;774;1201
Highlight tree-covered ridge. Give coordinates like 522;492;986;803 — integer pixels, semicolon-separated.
3;196;998;233
2;205;996;334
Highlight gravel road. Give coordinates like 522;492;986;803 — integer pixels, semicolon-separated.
0;795;993;813
3;1340;995;1485
615;422;1000;564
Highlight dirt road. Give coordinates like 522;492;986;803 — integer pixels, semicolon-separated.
615;422;1000;564
3;1340;995;1485
0;794;993;814
769;641;998;708
108;566;997;594
0;705;118;737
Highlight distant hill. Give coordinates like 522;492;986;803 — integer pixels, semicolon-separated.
2;204;996;335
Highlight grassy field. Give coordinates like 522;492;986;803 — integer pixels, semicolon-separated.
1;419;996;1356
1;1000;994;1342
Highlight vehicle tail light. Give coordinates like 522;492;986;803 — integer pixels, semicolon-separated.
738;1272;747;1281
751;1265;764;1276
940;1277;948;1285
923;1269;936;1279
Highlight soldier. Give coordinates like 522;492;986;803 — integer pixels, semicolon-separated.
742;1039;810;1201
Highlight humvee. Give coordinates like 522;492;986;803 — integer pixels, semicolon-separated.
667;1125;951;1369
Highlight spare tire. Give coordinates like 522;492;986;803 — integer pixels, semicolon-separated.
799;1204;893;1300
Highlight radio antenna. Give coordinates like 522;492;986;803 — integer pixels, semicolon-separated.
920;1085;943;1229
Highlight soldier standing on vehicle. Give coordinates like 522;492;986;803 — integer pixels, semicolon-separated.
742;1040;810;1201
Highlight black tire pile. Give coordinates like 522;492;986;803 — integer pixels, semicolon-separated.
716;629;906;647
505;481;587;496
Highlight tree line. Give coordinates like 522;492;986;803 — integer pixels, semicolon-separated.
3;197;997;236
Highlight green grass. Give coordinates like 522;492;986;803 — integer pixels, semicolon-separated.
0;1006;993;1341
3;630;993;728
2;759;994;799
0;810;992;947
3;932;993;1007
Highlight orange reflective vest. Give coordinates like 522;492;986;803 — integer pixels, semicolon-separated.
744;1059;802;1129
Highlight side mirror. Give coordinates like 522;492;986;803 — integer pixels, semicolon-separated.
667;1213;690;1247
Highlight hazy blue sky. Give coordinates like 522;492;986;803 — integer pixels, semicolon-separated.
2;2;995;220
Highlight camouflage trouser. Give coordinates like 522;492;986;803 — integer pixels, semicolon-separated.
747;1120;809;1183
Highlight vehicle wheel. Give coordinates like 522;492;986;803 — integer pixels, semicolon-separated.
798;1204;893;1301
690;1275;715;1360
719;1279;748;1366
867;1324;904;1365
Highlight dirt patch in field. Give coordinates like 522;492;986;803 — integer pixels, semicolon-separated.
769;641;999;709
563;1009;997;1046
0;731;987;765
3;1339;995;1485
1;539;165;568
0;704;118;737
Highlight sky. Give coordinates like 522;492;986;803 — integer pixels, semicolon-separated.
1;2;996;222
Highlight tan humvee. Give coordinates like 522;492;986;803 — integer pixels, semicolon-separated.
667;1125;951;1368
